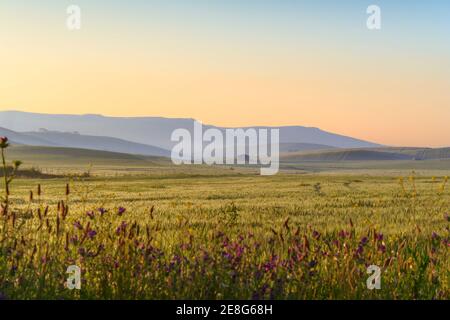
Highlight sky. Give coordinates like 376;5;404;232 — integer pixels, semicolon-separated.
0;0;449;147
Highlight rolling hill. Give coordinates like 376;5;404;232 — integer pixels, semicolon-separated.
374;147;450;160
6;145;168;167
0;127;170;157
280;147;450;162
281;149;413;162
277;142;336;153
0;127;57;146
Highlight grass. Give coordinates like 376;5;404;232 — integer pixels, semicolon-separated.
1;171;449;299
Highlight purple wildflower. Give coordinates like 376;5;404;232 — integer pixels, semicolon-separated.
375;232;384;242
235;245;244;258
312;230;321;240
223;252;233;261
445;239;450;248
252;283;269;300
86;211;95;219
96;244;104;251
87;230;97;239
308;260;318;268
98;207;108;216
202;251;210;262
360;237;369;246
115;221;128;235
262;255;278;272
338;230;349;239
355;245;364;256
73;221;83;230
70;235;79;244
252;292;260;300
78;248;86;256
118;207;126;216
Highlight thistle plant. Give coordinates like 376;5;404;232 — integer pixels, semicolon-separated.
0;136;22;209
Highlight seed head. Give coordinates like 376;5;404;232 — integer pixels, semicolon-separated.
0;136;9;149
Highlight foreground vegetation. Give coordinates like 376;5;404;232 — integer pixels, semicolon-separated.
0;140;449;299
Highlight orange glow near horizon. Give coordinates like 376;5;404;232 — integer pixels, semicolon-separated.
1;2;449;147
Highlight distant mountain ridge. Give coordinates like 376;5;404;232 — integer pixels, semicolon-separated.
0;110;381;150
0;127;170;157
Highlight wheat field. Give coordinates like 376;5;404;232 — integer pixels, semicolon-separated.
1;159;449;299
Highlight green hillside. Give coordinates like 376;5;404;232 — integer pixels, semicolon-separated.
6;145;169;167
281;147;450;162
